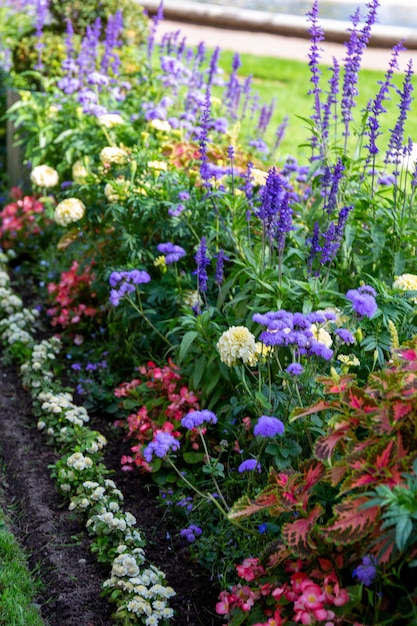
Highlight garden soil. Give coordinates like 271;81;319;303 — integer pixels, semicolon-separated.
0;358;224;626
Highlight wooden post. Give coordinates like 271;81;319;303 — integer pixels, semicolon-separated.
6;89;29;189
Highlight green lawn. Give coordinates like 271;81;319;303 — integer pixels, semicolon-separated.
218;50;417;162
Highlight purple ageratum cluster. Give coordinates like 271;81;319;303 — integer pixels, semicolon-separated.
143;432;180;463
254;415;285;438
353;555;377;586
238;459;261;473
252;309;335;361
180;524;203;543
345;285;378;318
157;242;186;264
109;269;151;306
181;409;218;430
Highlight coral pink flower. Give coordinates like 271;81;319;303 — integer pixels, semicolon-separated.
236;558;265;582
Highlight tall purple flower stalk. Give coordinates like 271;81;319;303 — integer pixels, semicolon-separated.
341;0;380;149
321;58;340;151
147;1;164;63
385;58;414;178
198;89;212;186
101;10;123;76
194;237;211;299
323;158;345;215
307;206;353;276
34;0;49;71
306;0;324;157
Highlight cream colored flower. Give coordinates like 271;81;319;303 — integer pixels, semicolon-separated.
98;113;124;128
182;290;203;309
255;342;271;359
104;178;130;202
100;146;128;166
311;324;333;348
251;168;268;186
393;273;417;302
54;198;85;227
147;160;167;172
337;354;360;367
149;119;171;132
217;326;258;367
30;165;59;188
72;160;89;184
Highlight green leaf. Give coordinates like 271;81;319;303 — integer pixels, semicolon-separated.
178;331;198;364
191;354;206;389
395;513;413;551
183;451;205;464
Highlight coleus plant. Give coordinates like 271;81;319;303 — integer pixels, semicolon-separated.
226;340;417;622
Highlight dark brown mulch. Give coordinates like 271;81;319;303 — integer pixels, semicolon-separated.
0;357;224;626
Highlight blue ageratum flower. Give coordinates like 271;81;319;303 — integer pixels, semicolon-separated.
346;285;378;318
254;415;285;438
143;432;180;462
181;410;218;430
238;459;261;473
157;242;186;264
286;362;304;376
353;555;377;586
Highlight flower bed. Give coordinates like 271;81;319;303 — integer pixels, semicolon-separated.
1;0;417;624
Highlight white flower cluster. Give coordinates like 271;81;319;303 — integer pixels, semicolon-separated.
20;337;62;390
0;287;23;314
40;392;90;426
0;263;176;622
0;309;38;345
68;478;123;512
103;552;175;624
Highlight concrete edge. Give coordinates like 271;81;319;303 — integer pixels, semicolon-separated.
136;0;417;49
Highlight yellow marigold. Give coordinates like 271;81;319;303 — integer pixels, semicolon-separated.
393;273;417;303
311;324;333;348
100;146;128;166
153;255;167;273
217;326;258;367
98;113;124;128
54;198;85;227
72;160;89;184
30;165;59;188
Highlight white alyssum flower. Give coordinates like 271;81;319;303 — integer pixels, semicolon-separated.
54;198;86;227
30;165;59;188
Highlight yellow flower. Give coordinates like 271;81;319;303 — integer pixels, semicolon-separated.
54;198;85;227
337;354;360;367
393;273;417;302
153;255;167;273
30;165;59;188
217;326;258;367
255;342;271;359
100;146;128;166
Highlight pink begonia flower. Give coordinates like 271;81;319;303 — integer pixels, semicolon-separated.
236;557;265;582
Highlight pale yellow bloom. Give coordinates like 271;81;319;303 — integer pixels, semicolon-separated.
393;273;417;302
311;324;333;348
98;113;124;128
149;119;171;132
251;168;268;186
337;354;360;367
217;326;258;367
104;178;130;202
255;342;271;359
147;160;168;172
100;146;128;166
153;256;167;272
30;165;59;188
72;160;89;184
182;290;203;309
54;198;85;227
